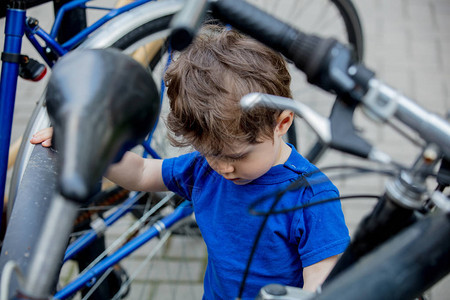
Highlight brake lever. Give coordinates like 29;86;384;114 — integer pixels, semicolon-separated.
241;93;332;144
241;93;392;164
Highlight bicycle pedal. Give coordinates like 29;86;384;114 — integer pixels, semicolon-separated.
19;56;47;81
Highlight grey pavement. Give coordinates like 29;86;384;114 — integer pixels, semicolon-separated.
2;0;450;299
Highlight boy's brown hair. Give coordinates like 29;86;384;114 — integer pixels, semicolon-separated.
164;24;292;156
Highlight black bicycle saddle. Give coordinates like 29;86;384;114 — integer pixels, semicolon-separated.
46;48;160;202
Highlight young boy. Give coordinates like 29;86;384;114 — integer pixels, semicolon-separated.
31;25;349;299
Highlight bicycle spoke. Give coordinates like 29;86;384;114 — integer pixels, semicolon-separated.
111;231;172;300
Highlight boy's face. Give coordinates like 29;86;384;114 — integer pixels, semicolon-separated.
205;134;286;185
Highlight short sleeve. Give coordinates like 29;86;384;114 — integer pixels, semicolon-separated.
162;152;203;200
294;188;350;268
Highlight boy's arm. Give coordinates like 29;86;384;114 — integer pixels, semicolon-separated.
302;255;338;292
106;151;168;192
31;127;168;192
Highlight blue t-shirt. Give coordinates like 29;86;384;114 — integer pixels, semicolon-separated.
162;145;349;299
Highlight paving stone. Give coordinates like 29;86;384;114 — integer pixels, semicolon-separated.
164;234;207;259
121;257;205;282
152;283;203;300
125;282;153;300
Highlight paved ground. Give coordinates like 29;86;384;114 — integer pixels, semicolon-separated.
2;0;449;299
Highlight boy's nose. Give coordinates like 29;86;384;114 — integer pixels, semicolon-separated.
216;160;234;174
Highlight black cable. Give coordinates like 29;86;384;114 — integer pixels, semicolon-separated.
247;165;397;216
237;176;304;298
320;164;398;176
250;194;381;216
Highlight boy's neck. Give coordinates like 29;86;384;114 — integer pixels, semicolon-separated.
275;142;292;166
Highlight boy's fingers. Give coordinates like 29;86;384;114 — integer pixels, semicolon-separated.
30;136;52;146
30;127;53;144
42;139;52;147
30;135;45;144
32;127;53;138
31;138;52;147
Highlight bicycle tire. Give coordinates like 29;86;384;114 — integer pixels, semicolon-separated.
331;0;364;61
0;145;58;299
2;0;364;298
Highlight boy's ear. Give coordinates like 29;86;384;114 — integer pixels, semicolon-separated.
275;110;294;136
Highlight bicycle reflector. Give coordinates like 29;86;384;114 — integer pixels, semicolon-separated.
19;55;47;81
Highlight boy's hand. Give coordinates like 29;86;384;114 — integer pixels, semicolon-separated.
30;127;53;147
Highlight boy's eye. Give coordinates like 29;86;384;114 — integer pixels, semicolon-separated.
207;156;241;163
212;157;238;163
206;151;249;163
225;154;247;162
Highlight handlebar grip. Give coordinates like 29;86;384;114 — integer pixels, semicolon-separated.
211;0;337;81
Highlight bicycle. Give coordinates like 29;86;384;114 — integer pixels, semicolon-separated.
0;0;365;299
2;0;449;299
211;0;448;298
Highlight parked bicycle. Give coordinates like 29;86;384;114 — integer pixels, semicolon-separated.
8;0;448;299
0;0;365;299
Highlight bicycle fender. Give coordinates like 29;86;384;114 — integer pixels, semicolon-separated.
0;145;58;299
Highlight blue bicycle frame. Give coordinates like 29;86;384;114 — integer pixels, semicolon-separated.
0;0;160;226
0;7;26;223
